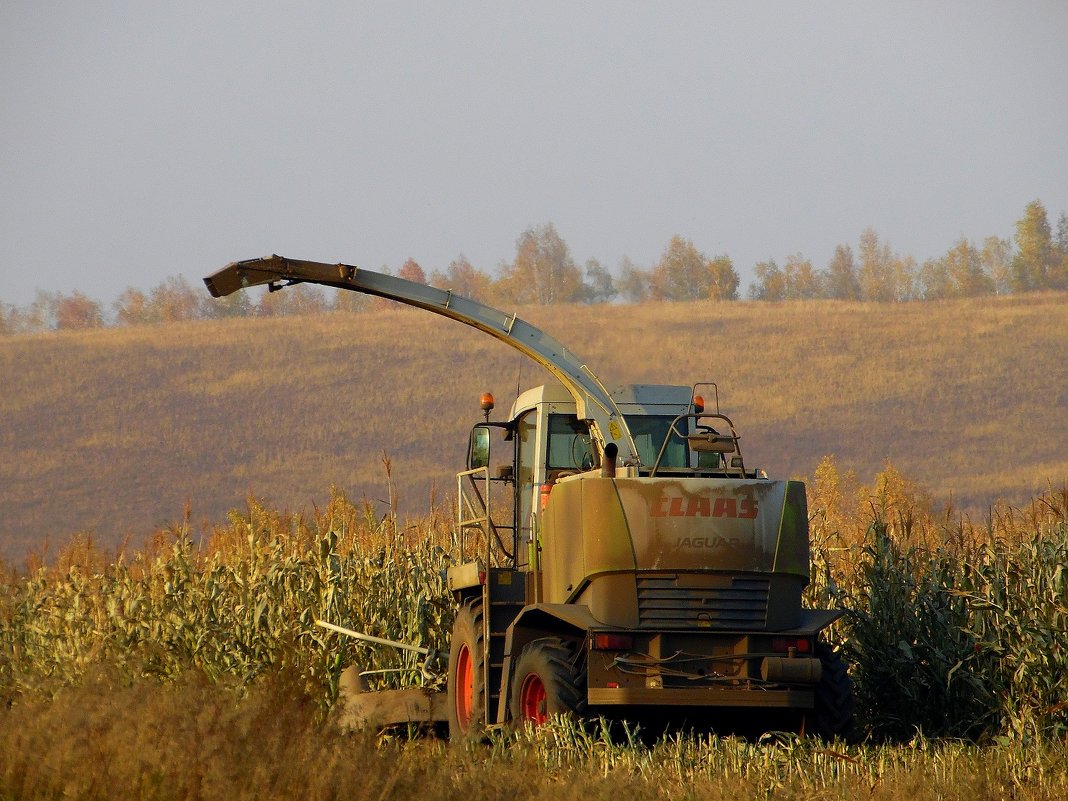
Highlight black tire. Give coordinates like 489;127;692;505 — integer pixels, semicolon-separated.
508;637;585;726
811;641;856;741
447;599;486;740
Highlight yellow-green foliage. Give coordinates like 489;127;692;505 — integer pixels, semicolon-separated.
803;462;1068;741
0;490;455;708
2;472;1067;742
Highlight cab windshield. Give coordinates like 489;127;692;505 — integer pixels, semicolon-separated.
625;415;688;468
546;414;690;470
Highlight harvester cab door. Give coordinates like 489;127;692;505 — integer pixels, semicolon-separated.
514;410;538;572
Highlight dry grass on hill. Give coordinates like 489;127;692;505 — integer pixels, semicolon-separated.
1;292;1066;560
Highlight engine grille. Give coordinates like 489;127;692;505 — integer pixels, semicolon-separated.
636;574;770;629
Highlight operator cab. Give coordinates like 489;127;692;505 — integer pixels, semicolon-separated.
459;382;759;572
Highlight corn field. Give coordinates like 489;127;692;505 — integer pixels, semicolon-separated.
0;489;457;709
1;475;1066;744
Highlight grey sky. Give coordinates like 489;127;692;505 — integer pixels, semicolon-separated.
2;1;1067;307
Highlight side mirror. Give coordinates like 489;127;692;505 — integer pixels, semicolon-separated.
686;432;737;454
468;425;491;470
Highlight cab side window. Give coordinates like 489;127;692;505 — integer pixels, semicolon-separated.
546;414;594;471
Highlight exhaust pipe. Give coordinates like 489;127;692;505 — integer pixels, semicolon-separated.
601;442;618;478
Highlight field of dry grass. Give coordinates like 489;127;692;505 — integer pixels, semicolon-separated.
2;292;1066;561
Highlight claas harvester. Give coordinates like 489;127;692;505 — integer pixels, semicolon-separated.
204;255;855;739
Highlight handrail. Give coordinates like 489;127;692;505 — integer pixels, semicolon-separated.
456;466;491;563
649;412;744;477
456;466;515;566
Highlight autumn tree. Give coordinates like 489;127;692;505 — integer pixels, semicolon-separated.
0;302;35;334
205;290;252;319
751;254;821;301
783;253;821;299
113;287;152;325
650;236;738;301
397;258;427;284
1050;211;1068;290
256;284;328;316
980;236;1013;295
24;290;59;330
290;285;329;314
823;244;861;300
580;258;617;304
651;236;706;300
1011;200;1055;292
55;291;104;330
429;255;493;303
857;228;899;302
893;255;919;301
332;287;372;313
944;238;994;297
616;256;651;303
9;290;104;331
498;223;583;305
707;255;740;300
148;276;202;322
917;258;952;300
749;259;786;301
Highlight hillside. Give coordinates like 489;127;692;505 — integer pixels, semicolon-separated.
2;293;1066;561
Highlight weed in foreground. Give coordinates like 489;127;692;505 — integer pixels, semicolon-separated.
1;679;1066;801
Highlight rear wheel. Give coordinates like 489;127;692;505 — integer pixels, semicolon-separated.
447;599;485;739
811;641;856;741
509;637;585;727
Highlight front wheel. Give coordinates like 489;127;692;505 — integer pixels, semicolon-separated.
447;599;485;739
509;637;585;726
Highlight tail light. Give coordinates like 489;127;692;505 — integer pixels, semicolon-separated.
771;637;811;654
539;483;553;511
592;633;634;650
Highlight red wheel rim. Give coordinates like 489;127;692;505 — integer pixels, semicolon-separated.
454;643;473;730
519;672;547;724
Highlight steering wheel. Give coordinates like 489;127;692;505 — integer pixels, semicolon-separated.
570;434;594;470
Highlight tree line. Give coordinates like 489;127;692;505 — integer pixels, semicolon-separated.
2;199;1066;335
